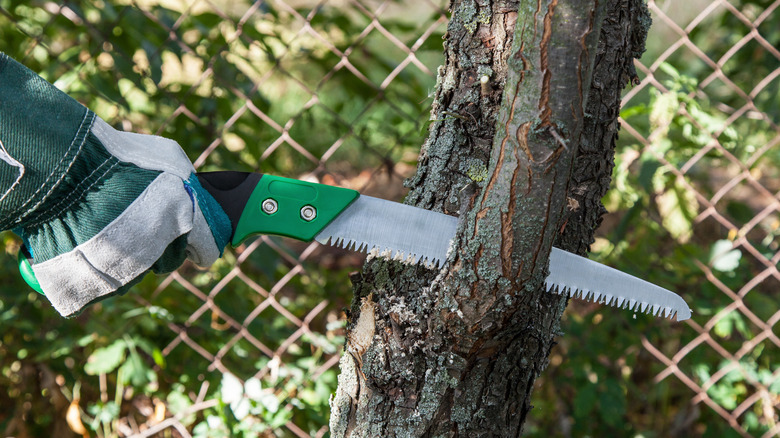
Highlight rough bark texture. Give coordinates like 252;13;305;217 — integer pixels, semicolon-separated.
329;0;651;436
557;1;651;257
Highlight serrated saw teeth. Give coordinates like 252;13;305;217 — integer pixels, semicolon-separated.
543;280;686;320
318;234;445;269
546;248;691;321
314;194;690;321
314;195;455;270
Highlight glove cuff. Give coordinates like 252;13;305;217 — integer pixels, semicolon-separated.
30;172;196;317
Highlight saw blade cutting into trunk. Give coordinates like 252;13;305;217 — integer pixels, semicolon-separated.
194;171;691;321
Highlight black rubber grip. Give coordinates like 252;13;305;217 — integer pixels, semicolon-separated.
196;171;263;239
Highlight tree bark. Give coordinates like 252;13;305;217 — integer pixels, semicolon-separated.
329;0;651;436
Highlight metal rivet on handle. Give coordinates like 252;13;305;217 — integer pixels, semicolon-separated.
300;205;317;221
262;198;278;215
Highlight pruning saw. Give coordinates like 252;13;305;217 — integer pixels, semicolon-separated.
195;171;692;321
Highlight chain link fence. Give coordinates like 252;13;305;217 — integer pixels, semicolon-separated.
621;1;779;436
533;1;779;436
0;0;777;437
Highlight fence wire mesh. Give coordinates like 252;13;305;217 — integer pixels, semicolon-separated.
621;2;780;436
0;0;777;437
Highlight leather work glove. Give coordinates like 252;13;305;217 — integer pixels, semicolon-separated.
0;53;231;317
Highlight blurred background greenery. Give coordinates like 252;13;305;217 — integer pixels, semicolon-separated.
0;0;777;437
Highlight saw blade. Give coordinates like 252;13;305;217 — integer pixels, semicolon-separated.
315;195;690;321
545;248;691;321
314;195;458;267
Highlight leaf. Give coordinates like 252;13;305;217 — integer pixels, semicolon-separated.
52;70;81;94
649;89;679;135
619;103;648;119
152;399;166;424
119;345;153;387
89;401;120;427
118;78;152;114
167;386;196;426
77;334;96;347
66;400;87;435
713;312;734;338
638;154;663;192
231;397;251;420
769;374;780;394
713;311;750;340
709;240;742;272
220;373;243;404
266;405;291;428
726;201;754;225
259;392;280;413
659;62;681;80
244;377;263;401
152;348;165;368
708;381;746;410
656;179;698;243
693;363;711;383
298;388;320;406
84;340;126;375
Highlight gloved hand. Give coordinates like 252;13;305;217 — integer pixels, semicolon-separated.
0;53;231;317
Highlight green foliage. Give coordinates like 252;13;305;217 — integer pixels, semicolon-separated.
0;0;441;435
1;0;777;437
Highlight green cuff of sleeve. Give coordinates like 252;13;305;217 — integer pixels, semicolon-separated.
18;130;161;263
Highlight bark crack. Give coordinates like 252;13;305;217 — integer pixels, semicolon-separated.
538;0;558;127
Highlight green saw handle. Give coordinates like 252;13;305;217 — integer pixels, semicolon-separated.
196;172;359;245
18;246;43;295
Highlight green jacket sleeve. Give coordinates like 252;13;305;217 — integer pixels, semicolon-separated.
0;52;100;231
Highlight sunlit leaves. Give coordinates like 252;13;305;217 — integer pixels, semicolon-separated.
709;240;742;273
655;175;699;243
217;372;287;435
712;310;749;340
84;339;126;376
84;336;159;388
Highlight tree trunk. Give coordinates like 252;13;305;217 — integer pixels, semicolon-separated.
329;0;651;436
